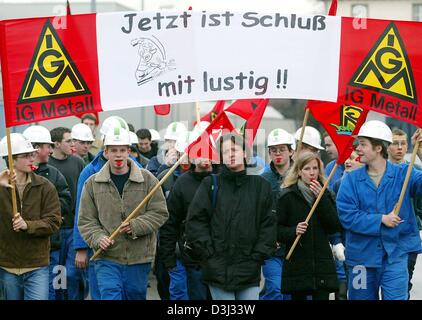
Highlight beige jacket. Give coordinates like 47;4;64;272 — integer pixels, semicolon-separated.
78;159;168;264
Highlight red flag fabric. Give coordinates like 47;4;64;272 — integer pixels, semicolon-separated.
194;100;225;125
188;111;235;162
328;0;338;16
225;99;266;120
240;99;269;147
154;104;171;116
338;18;422;127
307;101;369;164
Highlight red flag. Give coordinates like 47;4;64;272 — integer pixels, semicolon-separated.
194;100;225;125
66;0;71;15
328;0;337;16
307;101;369;164
240;99;269;147
337;18;422;128
188;111;235;162
225;99;265;120
154;104;171;116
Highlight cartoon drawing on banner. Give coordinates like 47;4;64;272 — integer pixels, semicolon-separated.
131;36;176;86
330;105;364;135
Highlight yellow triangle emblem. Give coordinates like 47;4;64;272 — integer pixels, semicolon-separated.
349;22;417;104
18;20;90;104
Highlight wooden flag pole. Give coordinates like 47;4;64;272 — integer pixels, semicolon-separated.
285;163;339;261
393;128;421;216
5;128;18;218
195;102;201;125
296;108;310;154
90;153;188;261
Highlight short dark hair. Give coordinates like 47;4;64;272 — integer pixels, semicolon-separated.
367;137;389;159
50;127;71;143
81;113;97;122
217;132;251;165
392;128;407;137
128;123;135;133
136;129;151;140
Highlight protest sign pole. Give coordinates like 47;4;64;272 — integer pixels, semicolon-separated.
296;108;310;154
90;153;188;261
195;102;201;125
5;128;18;218
286;163;338;261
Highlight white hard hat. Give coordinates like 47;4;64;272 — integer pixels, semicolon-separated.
175;131;199;153
23;125;53;144
294;126;324;150
104;127;131;146
149;129;161;142
267;128;294;147
129;131;139;145
71;123;94;142
0;133;38;157
164;122;187;141
358;120;392;143
193;121;210;136
100;116;129;140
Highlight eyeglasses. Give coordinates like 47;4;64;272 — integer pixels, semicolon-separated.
16;152;37;159
269;147;289;154
74;140;93;145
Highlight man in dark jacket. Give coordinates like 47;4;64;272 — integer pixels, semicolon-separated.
23;125;72;300
185;133;276;300
159;157;213;300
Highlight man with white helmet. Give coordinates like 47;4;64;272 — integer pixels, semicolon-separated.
72;115;142;300
78;127;168;300
0;133;61;300
71;123;95;165
259;128;294;300
337;120;422;300
80;113;102;156
23;125;72;300
146;122;187;177
136;129;157;160
49;127;85;300
294;126;325;155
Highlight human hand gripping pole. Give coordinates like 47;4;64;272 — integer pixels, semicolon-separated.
285;163;338;261
90;153;188;261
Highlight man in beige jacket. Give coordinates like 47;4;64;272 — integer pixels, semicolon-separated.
78;127;168;300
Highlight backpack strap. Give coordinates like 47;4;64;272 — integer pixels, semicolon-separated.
211;174;219;210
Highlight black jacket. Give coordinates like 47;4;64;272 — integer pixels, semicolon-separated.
35;163;72;250
159;170;212;269
185;166;276;291
277;183;342;294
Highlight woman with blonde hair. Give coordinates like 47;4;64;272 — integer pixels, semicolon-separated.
277;152;342;300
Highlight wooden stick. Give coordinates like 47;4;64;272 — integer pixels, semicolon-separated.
286;163;339;261
296;108;310;154
195;102;201;125
5;128;18;217
393;128;421;216
90;153;188;261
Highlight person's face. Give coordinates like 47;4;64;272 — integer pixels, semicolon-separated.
56;132;73;156
222;140;245;171
104;145;130;171
301;143;319;155
138;138;152;153
36;144;52;163
388;134;408;163
356;137;380;164
298;159;320;185
194;158;212;171
14;152;37;173
73;139;92;157
324;136;338;160
82;119;96;135
344;151;363;173
269;144;292;167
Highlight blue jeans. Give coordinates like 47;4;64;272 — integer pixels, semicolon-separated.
49;249;62;300
168;259;208;300
260;256;285;300
60;228;85;300
336;260;347;281
94;260;151;300
86;248;101;300
348;253;408;300
0;267;49;300
209;285;259;300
